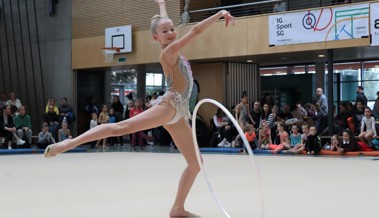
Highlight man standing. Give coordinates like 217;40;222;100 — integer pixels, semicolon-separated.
356;86;368;106
14;105;32;147
315;88;328;114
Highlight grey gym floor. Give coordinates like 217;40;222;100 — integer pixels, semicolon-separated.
0;147;378;218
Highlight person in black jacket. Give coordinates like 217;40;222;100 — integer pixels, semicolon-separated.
43;105;60;141
337;130;360;154
305;126;321;155
356;86;368;106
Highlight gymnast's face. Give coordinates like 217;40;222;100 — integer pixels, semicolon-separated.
153;19;176;46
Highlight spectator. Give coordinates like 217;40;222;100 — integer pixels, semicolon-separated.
124;100;134;144
314;102;327;135
267;122;290;153
289;124;302;149
95;104;109;149
358;108;377;148
43;105;60;140
250;101;262;129
108;108;118;146
258;121;272;149
305;126;321;155
372;99;379;119
89;112;98;149
352;101;365;132
14;105;32;147
356;86;368;106
273;0;287;12
304;103;316;121
0;92;6;111
326;134;340;151
277;103;293;122
220;105;239;147
232;124;256;150
129;99;144;150
85;96;99;115
6;92;22;115
291;103;307;121
37;123;55;149
58;97;74;124
214;108;231;147
314;88;328;114
267;105;279;128
336;130;360;154
45;98;59;115
268;105;280;142
0;105;25;149
90;112;98;129
58;121;72;142
110;95;124;145
286;123;309;154
235;91;255;130
260;103;270;124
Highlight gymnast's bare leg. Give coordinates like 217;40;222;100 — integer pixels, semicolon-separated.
44;103;200;217
164;118;200;217
45;103;174;156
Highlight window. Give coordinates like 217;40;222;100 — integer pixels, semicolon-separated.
146;73;164;96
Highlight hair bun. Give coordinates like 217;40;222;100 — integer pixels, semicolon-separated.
151;14;161;22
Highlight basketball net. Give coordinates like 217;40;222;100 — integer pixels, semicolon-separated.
101;47;120;63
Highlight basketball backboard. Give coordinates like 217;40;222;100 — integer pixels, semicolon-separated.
105;25;132;54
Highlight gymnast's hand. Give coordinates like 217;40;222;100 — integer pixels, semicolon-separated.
220;10;235;27
154;0;165;5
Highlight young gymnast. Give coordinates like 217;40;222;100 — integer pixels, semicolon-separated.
44;0;234;217
358;108;377;148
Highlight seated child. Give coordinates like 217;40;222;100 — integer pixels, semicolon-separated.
258;122;272;149
286;123;309;154
336;130;360;154
289;124;301;149
58;121;72;142
37;123;56;149
323;134;340;151
305;126;321;155
233;124;256;150
267;122;290;153
358;108;377;149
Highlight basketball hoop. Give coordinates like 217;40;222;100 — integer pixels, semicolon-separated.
101;47;121;63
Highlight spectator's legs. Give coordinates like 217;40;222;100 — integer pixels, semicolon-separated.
16;129;24;141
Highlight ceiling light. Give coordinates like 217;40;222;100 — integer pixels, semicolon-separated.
318;54;325;58
246;60;253;63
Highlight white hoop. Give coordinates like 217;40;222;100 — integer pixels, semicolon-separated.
102;49;116;63
191;98;265;218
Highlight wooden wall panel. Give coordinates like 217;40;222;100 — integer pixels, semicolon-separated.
73;0;180;39
192;63;225;127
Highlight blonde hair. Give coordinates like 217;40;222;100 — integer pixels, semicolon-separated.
151;14;172;34
244;124;254;132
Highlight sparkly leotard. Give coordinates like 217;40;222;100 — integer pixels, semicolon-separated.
151;53;193;124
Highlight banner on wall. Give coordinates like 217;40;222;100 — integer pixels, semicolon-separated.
370;2;379;46
269;4;369;46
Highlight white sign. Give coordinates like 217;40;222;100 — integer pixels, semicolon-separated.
370;2;379;46
105;25;132;53
269;4;369;46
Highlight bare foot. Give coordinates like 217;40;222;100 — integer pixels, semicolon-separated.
44;139;72;158
170;208;199;217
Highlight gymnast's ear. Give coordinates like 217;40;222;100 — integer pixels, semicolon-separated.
153;35;159;42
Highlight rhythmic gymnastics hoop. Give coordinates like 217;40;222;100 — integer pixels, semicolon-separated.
191;98;265;218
